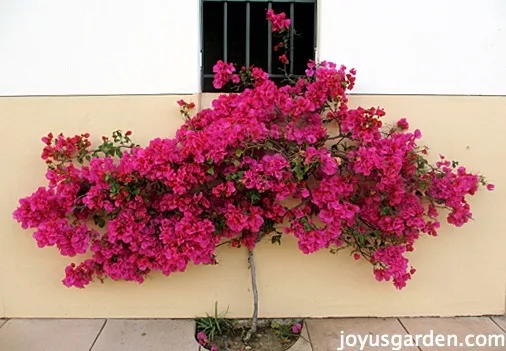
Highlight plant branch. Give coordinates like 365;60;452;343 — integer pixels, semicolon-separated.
215;240;232;249
326;134;345;141
243;249;259;343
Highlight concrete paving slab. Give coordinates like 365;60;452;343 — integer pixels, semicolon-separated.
91;319;199;351
306;318;418;351
0;319;105;351
491;315;506;333
0;320;6;328
400;317;505;350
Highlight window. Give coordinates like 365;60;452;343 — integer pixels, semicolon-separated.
201;0;317;92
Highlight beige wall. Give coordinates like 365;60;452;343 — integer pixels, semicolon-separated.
0;94;505;318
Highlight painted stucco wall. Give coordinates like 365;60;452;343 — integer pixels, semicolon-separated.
1;0;505;96
0;0;201;95
0;94;505;318
318;0;506;95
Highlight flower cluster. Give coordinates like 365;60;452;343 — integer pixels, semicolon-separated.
197;332;219;351
292;323;302;334
266;9;291;32
212;60;240;89
14;10;492;290
41;132;91;164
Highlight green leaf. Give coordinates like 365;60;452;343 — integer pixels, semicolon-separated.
292;166;304;181
271;321;281;329
108;178;121;195
271;234;282;245
233;159;240;167
235;149;243;157
207;167;215;175
300;217;311;232
380;206;392;216
93;215;106;228
248;190;261;204
213;216;226;234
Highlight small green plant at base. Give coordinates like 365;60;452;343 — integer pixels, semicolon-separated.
196;302;232;343
270;321;303;344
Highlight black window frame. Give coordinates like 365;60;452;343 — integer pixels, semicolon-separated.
200;0;318;92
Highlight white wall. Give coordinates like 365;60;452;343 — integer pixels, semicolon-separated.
318;0;506;95
1;0;505;96
0;0;200;95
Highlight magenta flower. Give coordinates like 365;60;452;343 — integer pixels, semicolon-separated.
396;118;409;130
212;60;237;89
292;323;303;334
279;54;289;65
197;332;209;346
266;9;291;32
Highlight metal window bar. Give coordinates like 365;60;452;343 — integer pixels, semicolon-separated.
267;2;272;75
204;0;314;2
245;2;251;67
202;0;316;86
223;1;228;62
289;1;295;75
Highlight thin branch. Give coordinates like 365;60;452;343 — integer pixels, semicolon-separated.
243;249;259;343
215;240;232;249
326;134;345;141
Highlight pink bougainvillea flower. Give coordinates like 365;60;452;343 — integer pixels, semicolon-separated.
396;118;409;130
212;60;236;89
197;332;209;346
266;9;291;32
278;54;289;65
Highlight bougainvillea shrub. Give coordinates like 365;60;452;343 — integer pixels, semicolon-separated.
14;10;493;291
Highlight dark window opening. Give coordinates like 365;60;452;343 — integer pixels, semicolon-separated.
202;0;317;92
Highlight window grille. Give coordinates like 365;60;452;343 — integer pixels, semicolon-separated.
201;0;317;91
